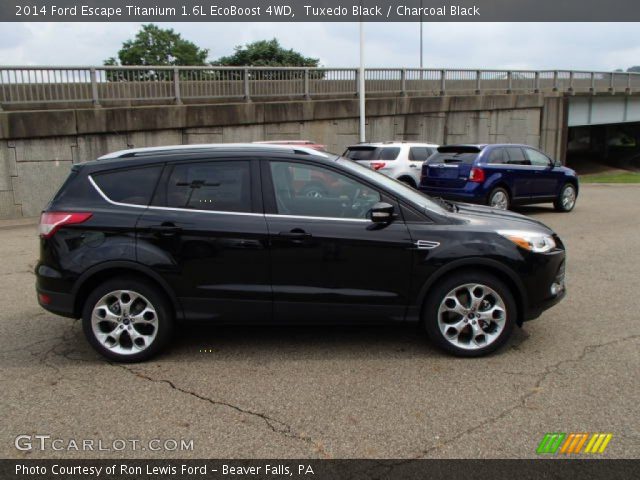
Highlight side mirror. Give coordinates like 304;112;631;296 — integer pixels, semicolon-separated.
553;160;562;168
369;202;395;223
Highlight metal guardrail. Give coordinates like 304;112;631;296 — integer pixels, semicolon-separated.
1;66;639;108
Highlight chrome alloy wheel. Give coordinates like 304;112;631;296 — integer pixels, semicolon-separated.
91;290;158;355
561;185;576;210
437;283;507;350
490;191;508;210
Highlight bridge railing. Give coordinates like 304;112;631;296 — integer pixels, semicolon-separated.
1;66;639;109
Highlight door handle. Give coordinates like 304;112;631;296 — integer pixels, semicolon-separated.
409;164;418;168
278;228;312;241
149;222;182;237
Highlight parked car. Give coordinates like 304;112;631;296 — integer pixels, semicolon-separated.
36;143;566;362
343;142;438;188
253;140;327;151
420;144;579;212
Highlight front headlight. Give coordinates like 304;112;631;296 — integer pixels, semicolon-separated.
497;230;556;253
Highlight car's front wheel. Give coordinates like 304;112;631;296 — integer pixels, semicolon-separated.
554;183;577;212
82;277;173;362
423;271;516;357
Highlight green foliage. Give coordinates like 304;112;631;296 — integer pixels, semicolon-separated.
213;39;319;67
104;24;209;80
106;24;209;66
626;66;640;73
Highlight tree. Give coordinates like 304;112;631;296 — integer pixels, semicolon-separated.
626;66;640;73
104;24;209;80
213;39;319;67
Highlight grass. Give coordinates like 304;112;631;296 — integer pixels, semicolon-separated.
581;172;640;183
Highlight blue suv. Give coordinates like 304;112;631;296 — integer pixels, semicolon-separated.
419;144;579;212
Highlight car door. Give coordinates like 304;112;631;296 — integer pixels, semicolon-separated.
524;147;562;198
136;157;272;323
262;158;414;323
504;147;533;200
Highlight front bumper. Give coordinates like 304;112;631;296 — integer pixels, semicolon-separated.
521;256;566;322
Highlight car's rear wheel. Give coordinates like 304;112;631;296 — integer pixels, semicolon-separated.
554;183;577;212
488;187;510;210
423;271;516;357
82;277;173;363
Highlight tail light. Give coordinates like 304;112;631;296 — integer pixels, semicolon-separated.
469;167;485;183
39;212;92;238
370;162;386;171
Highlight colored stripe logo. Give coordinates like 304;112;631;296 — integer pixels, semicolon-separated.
537;433;612;454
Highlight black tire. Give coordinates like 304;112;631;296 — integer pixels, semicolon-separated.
554;183;577;212
82;276;173;363
423;270;516;357
398;177;416;188
487;187;510;210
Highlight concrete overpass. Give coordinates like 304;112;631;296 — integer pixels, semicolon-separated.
1;66;639;218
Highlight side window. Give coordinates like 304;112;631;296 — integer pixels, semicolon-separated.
409;147;429;161
379;147;401;160
166;161;251;212
93;166;162;205
487;148;506;164
505;147;530;166
269;161;381;219
525;148;552;167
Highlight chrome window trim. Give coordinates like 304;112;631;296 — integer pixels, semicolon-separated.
265;213;370;223
88;175;263;217
89;175;373;222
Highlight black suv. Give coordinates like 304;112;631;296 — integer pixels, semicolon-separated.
36;144;566;362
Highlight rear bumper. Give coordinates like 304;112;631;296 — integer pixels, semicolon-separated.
36;286;76;318
419;184;487;203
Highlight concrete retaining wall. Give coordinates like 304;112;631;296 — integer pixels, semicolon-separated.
0;93;564;218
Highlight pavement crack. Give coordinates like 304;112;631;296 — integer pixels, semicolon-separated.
114;364;331;458
416;334;640;457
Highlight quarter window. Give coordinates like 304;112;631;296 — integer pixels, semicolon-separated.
487;148;506;164
166;161;251;212
525;148;552;167
93;166;162;206
269;162;380;219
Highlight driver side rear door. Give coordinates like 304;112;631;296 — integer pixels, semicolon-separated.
261;158;414;323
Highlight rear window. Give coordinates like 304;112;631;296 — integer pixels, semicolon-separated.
428;152;479;165
343;147;401;161
93;166;162;206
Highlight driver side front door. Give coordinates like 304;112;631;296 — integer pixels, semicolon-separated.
262;159;414;323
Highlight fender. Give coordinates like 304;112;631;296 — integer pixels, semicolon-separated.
414;256;529;322
72;260;184;320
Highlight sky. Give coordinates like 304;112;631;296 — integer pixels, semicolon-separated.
0;22;638;71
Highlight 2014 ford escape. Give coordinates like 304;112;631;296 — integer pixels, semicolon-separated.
36;144;566;362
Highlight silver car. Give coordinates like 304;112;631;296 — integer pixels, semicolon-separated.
343;142;439;188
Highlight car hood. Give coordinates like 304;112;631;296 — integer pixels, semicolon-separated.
448;202;554;234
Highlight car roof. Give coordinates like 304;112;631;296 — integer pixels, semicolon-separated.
346;142;439;148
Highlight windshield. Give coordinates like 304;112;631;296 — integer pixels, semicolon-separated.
337;157;447;214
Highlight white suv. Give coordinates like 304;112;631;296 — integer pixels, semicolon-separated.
343;142;438;188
